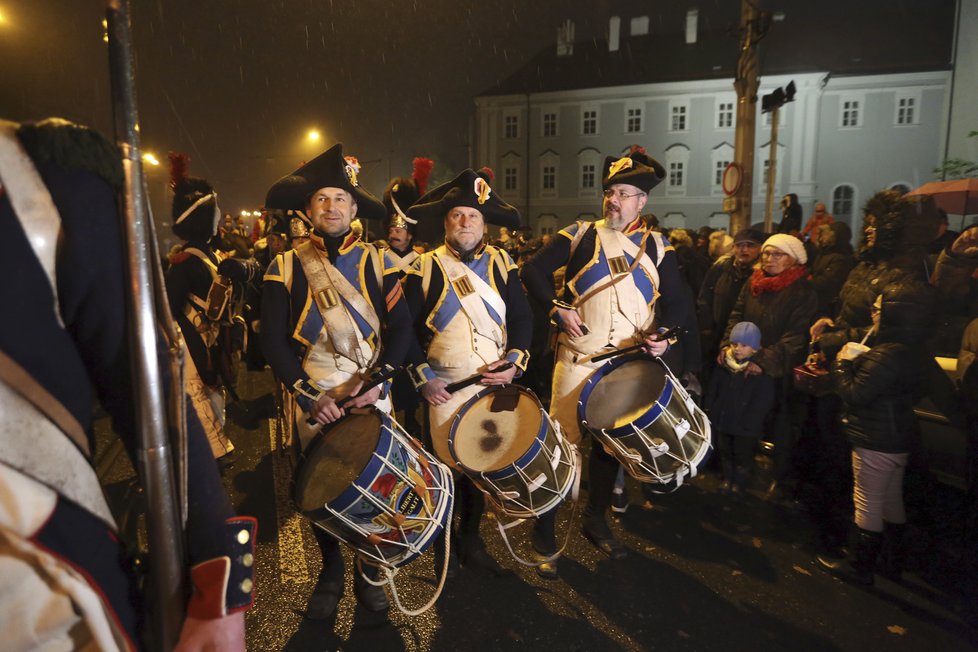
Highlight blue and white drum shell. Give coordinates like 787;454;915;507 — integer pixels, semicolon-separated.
293;408;454;568
448;385;578;519
578;353;712;487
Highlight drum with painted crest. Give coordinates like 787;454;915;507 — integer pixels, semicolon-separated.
448;385;578;519
293;408;454;568
579;354;711;488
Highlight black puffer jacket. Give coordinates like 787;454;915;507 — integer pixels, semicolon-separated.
832;282;936;453
819;191;938;357
697;255;755;359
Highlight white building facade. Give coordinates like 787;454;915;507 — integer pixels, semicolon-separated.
475;68;949;236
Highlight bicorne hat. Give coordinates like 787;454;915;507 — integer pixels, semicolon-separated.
291;143;385;221
407;167;520;229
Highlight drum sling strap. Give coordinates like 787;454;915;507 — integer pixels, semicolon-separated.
0;122;115;528
295;241;382;369
433;247;507;349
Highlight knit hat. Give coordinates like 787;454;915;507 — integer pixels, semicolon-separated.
730;321;762;350
733;228;765;245
762;233;807;264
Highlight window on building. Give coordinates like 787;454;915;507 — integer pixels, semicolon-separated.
581;164;596;189
669;162;685;188
626;107;643;133
895;94;918;126
841;99;861;128
714;159;730;186
670;102;688;131
665;144;690;197
543;112;558;137
832;184;856;222
542;166;556;191
504;114;519;139
711;141;734;196
717;101;734;129
503;167;517;192
630;16;649;36
582;108;598;135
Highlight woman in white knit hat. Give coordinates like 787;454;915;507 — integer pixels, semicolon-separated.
718;233;819;496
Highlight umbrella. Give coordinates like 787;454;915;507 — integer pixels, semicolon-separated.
906;178;978;229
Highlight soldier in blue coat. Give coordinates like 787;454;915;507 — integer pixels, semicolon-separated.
260;143;414;619
0;118;254;650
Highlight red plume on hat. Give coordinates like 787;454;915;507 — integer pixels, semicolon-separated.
478;166;495;184
168;152;191;191
412;157;434;195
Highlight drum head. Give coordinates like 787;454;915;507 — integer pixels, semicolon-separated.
585;358;666;430
454;387;541;473
295;412;381;513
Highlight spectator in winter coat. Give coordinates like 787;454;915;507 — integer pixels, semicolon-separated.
817;282;935;586
698;228;764;377
800;202;835;241
705;321;776;494
810;221;855;318
721;233;818;495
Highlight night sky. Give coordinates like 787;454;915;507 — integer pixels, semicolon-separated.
1;0;606;213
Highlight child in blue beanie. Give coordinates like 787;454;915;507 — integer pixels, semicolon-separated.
704;321;776;494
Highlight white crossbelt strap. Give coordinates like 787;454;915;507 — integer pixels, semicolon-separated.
0;383;116;528
435;247;506;348
295;241;381;368
595;225;659;330
389;248;419;273
0;121;64;328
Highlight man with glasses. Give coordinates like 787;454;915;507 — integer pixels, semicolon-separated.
697;228;765;379
520;148;692;563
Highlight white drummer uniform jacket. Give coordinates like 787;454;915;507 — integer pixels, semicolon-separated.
520;217;683;444
403;243;532;464
260;230;414;448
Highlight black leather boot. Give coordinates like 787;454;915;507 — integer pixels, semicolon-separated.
820;527;881;586
880;522;907;581
353;563;390;612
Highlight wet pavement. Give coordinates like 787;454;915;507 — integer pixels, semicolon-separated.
99;365;977;651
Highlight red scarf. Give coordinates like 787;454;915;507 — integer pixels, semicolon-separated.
750;264;808;296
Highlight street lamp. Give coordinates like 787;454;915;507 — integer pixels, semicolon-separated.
307;129;321;143
142;152;160;166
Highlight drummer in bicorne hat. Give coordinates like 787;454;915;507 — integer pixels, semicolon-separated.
403;168;548;577
260;143;415;619
520;147;696;562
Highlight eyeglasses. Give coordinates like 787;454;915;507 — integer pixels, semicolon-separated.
760;250;787;259
602;189;646;201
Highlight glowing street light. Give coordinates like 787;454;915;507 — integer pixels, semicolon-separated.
307;130;321;143
142;152;160;166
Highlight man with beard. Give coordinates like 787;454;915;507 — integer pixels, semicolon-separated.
520;148;692;561
403;168;533;577
261;143;414;620
697;228;764;379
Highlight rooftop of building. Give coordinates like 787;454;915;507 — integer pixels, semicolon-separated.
479;0;956;97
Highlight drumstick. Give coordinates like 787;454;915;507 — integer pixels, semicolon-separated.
445;362;514;394
590;326;683;363
305;365;399;425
